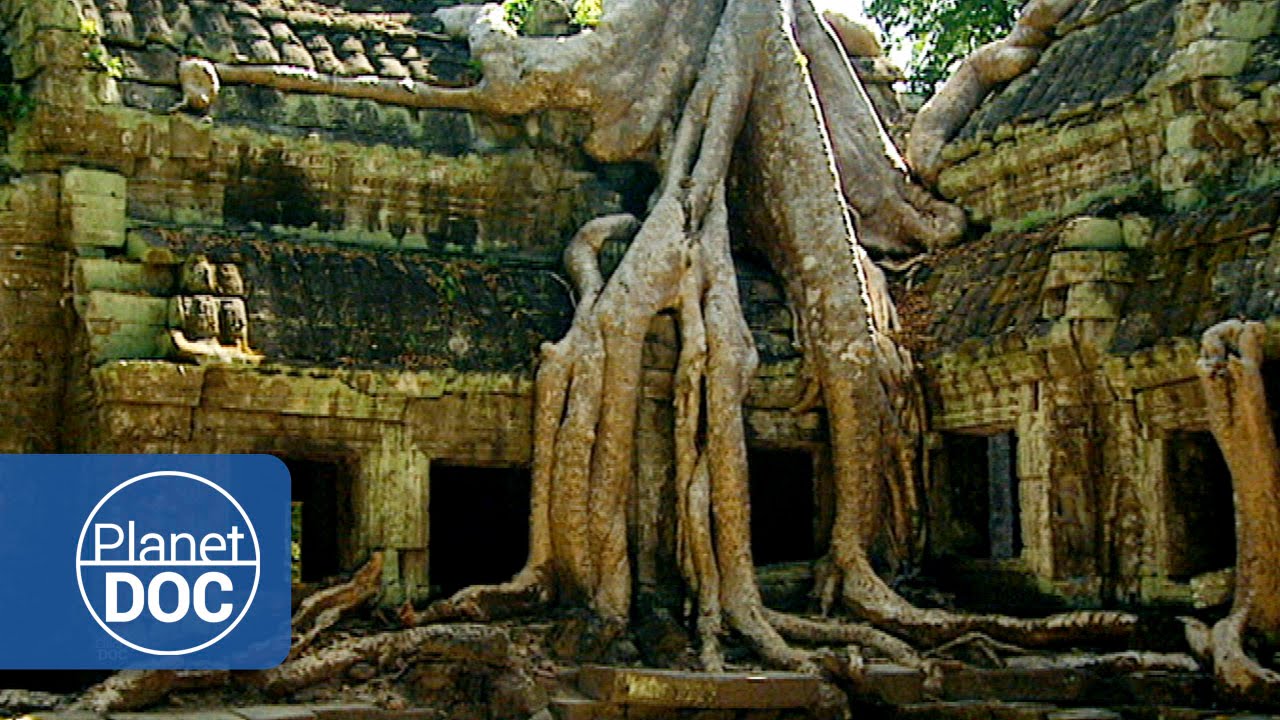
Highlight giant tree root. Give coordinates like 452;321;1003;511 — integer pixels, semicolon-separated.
400;0;1139;679
289;551;384;660
254;624;511;697
1189;320;1280;703
76;554;385;713
75;670;228;714
907;0;1082;184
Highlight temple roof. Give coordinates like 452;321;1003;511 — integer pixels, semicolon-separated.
83;0;477;88
896;188;1280;358
955;0;1178;143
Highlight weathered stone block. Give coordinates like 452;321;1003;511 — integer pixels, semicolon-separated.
233;707;318;720
88;322;168;361
1165;115;1211;154
100;403;193;441
110;707;244;712
302;705;381;720
92;362;205;406
858;663;924;705
67;202;127;251
83;290;170;326
1059;218;1123;250
1207;1;1277;40
63;168;127;251
941;667;1091;704
1167;39;1252;82
988;702;1058;720
201;369;407;421
1044;251;1131;289
549;692;623;720
170;114;214;159
578;666;821;709
75;258;176;294
1045;709;1119;720
1065;282;1125;320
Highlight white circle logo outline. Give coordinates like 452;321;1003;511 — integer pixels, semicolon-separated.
75;470;262;656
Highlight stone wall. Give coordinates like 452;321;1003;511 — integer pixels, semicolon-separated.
936;0;1280;231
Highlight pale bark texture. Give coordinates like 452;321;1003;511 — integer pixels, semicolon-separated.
400;0;1135;671
907;0;1081;188
1191;319;1280;702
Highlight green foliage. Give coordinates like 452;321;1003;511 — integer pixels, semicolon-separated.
502;0;602;33
570;0;603;28
865;0;1016;96
79;17;125;78
502;0;533;30
0;84;35;131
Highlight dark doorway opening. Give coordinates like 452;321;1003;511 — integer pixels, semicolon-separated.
1165;431;1235;579
286;458;353;583
429;465;531;597
937;431;1021;560
748;449;816;566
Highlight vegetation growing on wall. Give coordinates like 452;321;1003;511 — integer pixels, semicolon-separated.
0;83;33;132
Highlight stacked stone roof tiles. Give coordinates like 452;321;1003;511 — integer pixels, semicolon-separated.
956;0;1178;142
899;187;1280;357
83;0;477;87
1114;188;1280;352
897;228;1057;356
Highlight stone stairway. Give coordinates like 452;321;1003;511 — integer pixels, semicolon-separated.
549;665;824;719
547;662;1247;720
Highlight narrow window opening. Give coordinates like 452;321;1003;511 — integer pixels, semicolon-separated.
286;458;353;583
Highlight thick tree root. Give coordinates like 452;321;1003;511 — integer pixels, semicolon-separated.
907;0;1082;184
1192;320;1280;703
793;0;965;253
764;609;921;668
290;551;384;660
254;624;510;697
74;671;228;714
77;554;382;712
402;568;552;625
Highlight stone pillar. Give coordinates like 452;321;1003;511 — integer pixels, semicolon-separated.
988;432;1019;560
355;425;430;604
0;174;70;452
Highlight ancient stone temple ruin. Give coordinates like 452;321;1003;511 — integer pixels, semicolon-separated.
1;0;1280;716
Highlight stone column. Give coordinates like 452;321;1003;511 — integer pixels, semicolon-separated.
355;425;430;604
0;174;71;452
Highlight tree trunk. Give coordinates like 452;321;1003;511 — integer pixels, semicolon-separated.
1192;319;1280;701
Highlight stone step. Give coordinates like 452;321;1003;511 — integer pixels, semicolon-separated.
549;687;622;720
890;700;1062;720
577;665;822;709
937;668;1210;707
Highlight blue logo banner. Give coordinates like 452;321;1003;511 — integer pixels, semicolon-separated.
0;455;291;669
